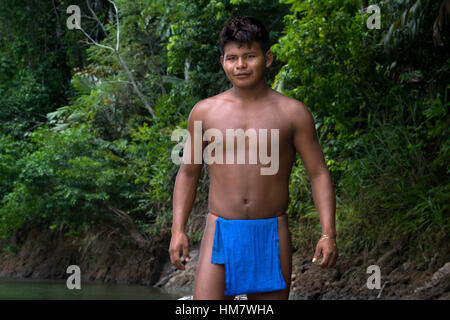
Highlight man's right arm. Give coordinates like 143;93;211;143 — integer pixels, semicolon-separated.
169;101;207;270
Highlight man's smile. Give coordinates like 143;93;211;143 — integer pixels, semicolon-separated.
235;73;250;78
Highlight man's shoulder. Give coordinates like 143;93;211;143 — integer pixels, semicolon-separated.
189;91;231;117
268;92;314;137
272;91;307;112
271;91;309;119
188;98;211;119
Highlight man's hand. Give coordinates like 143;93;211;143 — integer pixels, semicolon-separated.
312;236;338;268
169;231;190;270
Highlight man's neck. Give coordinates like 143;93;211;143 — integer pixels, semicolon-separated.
230;81;270;103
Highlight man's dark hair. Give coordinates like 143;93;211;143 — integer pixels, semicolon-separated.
219;16;270;56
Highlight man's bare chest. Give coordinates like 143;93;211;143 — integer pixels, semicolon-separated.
191;106;292;175
203;105;293;142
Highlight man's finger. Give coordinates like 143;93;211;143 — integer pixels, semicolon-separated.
325;250;338;268
170;247;185;270
183;244;190;263
327;251;334;268
319;250;330;268
168;249;176;267
312;244;322;264
329;250;339;268
175;255;185;270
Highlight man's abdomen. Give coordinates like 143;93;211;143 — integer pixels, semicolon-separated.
207;164;292;219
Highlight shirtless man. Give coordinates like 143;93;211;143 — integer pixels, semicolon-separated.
169;16;338;300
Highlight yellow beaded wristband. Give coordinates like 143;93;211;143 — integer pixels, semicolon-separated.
319;234;336;241
319;234;337;246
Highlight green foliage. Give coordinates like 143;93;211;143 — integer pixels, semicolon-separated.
286;159;320;251
0;0;87;137
274;0;449;261
273;0;379;134
337;90;449;259
0;135;33;201
382;0;444;53
121;91;205;239
0;125;128;238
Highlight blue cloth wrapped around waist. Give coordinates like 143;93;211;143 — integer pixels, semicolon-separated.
210;214;286;296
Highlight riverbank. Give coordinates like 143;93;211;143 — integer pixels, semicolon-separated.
0;221;448;300
154;244;450;300
0;223;167;286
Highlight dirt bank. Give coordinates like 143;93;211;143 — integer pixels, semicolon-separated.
0;223;167;286
155;243;450;300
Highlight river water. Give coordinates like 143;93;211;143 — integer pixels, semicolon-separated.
0;278;186;300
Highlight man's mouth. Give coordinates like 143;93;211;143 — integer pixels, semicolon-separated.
235;73;250;78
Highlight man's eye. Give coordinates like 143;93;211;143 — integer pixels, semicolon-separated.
248;55;255;58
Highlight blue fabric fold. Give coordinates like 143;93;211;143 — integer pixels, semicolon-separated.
211;215;286;296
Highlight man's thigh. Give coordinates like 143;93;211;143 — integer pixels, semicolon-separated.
193;213;235;300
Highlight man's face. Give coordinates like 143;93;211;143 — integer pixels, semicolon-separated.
220;41;273;88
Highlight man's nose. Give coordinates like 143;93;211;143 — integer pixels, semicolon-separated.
236;57;247;68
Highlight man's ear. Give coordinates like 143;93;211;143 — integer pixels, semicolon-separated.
264;50;274;68
220;55;224;68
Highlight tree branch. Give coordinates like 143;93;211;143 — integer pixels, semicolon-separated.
86;0;107;35
78;0;156;118
108;0;120;51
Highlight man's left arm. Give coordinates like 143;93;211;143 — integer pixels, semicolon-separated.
289;100;338;268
